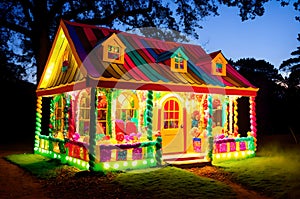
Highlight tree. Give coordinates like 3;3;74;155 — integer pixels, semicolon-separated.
279;34;300;133
231;58;287;135
0;0;288;84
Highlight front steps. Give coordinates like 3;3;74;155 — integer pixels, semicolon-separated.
162;153;211;168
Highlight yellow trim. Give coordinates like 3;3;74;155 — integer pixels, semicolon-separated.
102;33;126;64
211;53;227;76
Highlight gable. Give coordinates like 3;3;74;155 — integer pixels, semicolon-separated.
37;27;85;92
101;33;126;64
211;52;227;76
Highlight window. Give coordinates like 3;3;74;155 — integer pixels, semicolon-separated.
78;91;90;136
116;92;138;122
216;63;223;73
211;52;227;76
102;33;126;64
170;48;188;73
174;53;185;70
163;99;180;129
54;96;65;134
97;91;107;134
108;45;120;60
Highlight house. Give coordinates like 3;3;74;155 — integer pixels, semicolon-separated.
34;19;258;171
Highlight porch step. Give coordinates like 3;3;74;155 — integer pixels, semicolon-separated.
162;153;211;168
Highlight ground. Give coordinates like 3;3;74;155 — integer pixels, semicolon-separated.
0;140;273;199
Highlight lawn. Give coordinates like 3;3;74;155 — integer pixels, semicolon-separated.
214;135;300;199
5;134;300;198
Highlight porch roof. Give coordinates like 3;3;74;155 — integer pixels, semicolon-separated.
36;20;258;97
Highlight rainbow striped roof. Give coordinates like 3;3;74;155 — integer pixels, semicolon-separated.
37;20;258;96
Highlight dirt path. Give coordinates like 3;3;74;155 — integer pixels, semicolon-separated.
0;142;49;199
186;166;272;199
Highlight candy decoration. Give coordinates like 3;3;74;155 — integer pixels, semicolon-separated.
88;88;97;171
34;96;43;148
116;132;125;142
206;94;213;161
106;89;112;137
249;96;257;150
146;90;153;141
68;96;76;139
233;97;239;137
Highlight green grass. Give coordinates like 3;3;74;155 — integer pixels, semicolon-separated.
4;153;79;179
5;134;300;198
115;166;236;199
214;140;300;199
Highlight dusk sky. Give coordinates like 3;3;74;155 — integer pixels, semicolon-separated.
196;1;299;72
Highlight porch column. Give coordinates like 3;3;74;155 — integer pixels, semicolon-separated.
89;87;97;171
249;96;257;150
206;94;213;161
34;96;43;150
233;97;239;136
229;96;233;135
146;90;153;141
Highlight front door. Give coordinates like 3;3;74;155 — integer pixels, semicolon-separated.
161;97;184;154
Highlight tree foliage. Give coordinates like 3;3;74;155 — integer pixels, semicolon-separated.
0;0;290;83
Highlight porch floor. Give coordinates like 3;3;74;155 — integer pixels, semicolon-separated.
162;153;211;168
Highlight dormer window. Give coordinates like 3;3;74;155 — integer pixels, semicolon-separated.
102;33;126;64
174;53;185;70
210;51;227;76
216;63;223;73
170;48;188;73
108;45;120;60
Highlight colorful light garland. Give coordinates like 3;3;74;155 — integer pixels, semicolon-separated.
249;96;257;150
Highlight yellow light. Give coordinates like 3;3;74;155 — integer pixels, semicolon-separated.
77;159;80;164
73;159;76;163
227;153;231;158
242;151;245;156
235;152;238;157
81;162;86;167
222;154;226;158
44;63;54;81
132;161;137;166
114;163;119;169
66;156;69;160
216;154;220;159
104;163;110;169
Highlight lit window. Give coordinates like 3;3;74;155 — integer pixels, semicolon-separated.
216;63;223;73
211;52;227;76
102;33;126;64
170;48;188;73
108;45;120;60
174;53;185;70
78;91;90;137
116;92;138;122
54;96;66;134
163;99;180;129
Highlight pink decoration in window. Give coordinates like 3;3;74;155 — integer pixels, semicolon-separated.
240;142;247;151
